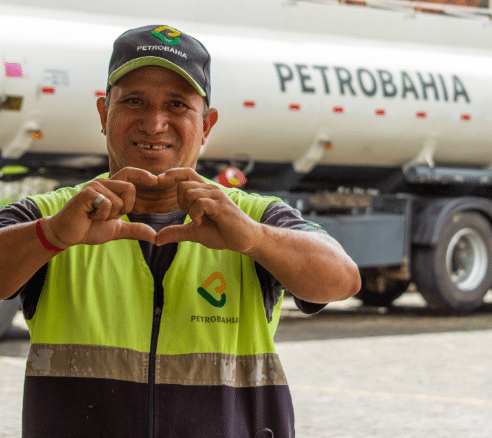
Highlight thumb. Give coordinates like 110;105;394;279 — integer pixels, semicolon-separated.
155;223;194;246
114;221;157;244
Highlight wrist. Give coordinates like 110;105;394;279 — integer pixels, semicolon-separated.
36;217;68;252
241;222;267;259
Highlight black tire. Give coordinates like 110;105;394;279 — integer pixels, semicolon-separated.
0;295;20;339
412;212;492;312
355;278;410;307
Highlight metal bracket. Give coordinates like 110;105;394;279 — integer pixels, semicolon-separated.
403;137;436;172
293;129;331;173
2;111;41;159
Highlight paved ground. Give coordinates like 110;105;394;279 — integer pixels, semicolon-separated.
277;331;492;438
0;356;24;438
2;294;492;438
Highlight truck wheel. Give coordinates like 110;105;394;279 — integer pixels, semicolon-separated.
355;279;409;307
0;295;21;339
412;212;492;312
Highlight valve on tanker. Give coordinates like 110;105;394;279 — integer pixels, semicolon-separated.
214;154;254;189
215;167;247;188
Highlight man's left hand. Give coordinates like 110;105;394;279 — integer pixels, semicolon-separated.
155;168;260;253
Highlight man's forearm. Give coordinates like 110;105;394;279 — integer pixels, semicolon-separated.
0;221;56;300
245;224;361;304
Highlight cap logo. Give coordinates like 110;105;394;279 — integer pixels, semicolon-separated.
151;26;181;46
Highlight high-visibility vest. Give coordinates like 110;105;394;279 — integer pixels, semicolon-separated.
24;175;294;438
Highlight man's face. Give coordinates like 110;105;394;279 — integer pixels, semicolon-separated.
97;66;218;177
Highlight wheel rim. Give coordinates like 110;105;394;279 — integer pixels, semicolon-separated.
445;227;489;291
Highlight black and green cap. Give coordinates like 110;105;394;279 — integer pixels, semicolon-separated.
107;24;211;105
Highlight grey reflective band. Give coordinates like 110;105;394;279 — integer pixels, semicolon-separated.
27;344;287;387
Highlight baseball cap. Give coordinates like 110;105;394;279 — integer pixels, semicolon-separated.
107;24;211;105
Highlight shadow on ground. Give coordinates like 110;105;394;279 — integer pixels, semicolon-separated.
275;297;492;342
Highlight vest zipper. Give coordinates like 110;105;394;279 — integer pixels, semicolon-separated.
148;280;163;438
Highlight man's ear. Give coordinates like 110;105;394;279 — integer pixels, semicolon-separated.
202;108;219;145
96;97;108;135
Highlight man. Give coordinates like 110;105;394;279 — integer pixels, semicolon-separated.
0;25;360;437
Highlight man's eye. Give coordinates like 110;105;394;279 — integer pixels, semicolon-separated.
170;101;187;113
124;98;142;106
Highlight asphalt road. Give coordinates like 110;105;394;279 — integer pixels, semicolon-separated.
1;293;492;438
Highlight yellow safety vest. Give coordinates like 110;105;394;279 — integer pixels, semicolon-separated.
23;175;294;438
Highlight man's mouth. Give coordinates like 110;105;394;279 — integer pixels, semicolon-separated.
134;142;169;150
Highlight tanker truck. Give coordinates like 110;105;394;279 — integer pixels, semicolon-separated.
1;0;492;336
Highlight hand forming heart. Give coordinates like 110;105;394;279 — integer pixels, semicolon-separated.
40;166;262;255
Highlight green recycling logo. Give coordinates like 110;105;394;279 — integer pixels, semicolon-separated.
151;26;181;45
197;272;227;308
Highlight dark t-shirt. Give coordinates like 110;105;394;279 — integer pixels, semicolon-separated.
0;198;328;321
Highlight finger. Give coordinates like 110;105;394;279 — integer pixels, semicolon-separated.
110;167;159;186
176;184;219;213
87;193;112;220
85;183;127;220
157;167;205;187
114;221;157;244
155;223;195;246
93;180;136;216
187;198;218;226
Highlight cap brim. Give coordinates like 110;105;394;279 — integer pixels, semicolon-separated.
108;56;206;98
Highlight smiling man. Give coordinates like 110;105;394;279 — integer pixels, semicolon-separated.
0;25;360;438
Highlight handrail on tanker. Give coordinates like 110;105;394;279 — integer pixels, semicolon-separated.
297;0;492;19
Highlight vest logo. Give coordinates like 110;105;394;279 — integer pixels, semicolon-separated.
197;272;227;308
151;26;180;46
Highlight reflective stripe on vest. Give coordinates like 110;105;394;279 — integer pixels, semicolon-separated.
26;344;287;387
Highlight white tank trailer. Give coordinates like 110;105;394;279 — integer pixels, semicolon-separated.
1;0;492;336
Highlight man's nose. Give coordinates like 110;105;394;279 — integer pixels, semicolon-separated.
139;108;170;135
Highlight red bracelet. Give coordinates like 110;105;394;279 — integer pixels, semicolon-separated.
35;219;65;252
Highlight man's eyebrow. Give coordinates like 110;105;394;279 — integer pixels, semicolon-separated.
167;91;191;100
119;90;190;100
118;89;145;98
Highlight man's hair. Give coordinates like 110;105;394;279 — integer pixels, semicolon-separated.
104;87;210;116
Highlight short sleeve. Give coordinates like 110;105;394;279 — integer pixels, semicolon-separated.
0;199;47;318
257;201;328;320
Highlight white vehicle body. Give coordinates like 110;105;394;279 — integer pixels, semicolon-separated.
1;0;492;320
0;1;491;170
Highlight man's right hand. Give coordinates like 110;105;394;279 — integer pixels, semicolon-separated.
42;167;158;249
